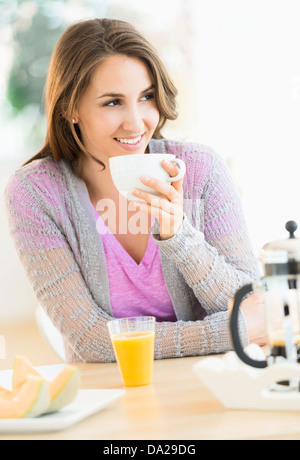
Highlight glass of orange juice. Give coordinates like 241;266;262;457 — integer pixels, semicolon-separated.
107;316;156;387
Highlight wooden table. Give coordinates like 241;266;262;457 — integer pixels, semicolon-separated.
1;355;300;440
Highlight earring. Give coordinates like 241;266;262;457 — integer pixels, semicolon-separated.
72;118;76;124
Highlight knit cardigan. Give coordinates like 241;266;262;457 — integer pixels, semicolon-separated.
4;139;259;362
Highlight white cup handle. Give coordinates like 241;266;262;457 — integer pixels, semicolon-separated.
165;158;186;182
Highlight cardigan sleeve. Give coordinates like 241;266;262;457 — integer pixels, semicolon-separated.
4;172;115;362
151;145;260;315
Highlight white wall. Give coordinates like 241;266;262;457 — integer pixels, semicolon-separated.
1;161;37;324
1;0;300;324
186;0;300;253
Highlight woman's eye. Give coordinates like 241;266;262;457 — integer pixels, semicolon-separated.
141;93;155;101
105;99;120;107
103;93;155;106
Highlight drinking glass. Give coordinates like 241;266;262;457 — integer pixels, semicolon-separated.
107;316;156;387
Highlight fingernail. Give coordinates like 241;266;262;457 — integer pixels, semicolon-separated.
141;175;150;182
132;188;139;195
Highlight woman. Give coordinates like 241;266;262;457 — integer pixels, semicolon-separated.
5;18;265;362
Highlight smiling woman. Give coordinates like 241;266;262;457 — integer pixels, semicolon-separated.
4;18;265;363
74;55;159;167
22;18;178;171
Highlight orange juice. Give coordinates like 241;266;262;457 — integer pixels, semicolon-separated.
111;331;155;386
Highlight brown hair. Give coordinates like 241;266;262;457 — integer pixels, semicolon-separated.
24;18;178;169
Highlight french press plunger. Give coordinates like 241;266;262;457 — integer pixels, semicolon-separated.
230;221;300;369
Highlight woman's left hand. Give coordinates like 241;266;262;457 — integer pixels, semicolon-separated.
131;160;184;240
228;293;268;347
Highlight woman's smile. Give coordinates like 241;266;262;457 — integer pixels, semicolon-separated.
114;134;145;149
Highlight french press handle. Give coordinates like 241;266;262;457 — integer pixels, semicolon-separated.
230;283;268;369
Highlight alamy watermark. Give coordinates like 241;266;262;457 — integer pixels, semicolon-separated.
94;196;194;237
96;197;151;235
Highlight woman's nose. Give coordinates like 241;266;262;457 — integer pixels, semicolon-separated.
121;105;145;132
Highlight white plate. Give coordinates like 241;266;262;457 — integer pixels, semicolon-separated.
0;366;125;433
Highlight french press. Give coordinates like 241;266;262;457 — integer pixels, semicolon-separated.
230;221;300;369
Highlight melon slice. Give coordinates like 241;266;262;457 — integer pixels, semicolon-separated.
0;375;50;418
13;355;80;414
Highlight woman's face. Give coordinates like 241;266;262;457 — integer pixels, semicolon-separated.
75;54;160;165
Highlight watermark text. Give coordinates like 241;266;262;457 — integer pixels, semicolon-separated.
95;196;194;237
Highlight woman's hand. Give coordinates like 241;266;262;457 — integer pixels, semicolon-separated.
229;293;268;347
131;160;184;240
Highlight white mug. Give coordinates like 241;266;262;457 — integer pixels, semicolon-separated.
109;153;186;201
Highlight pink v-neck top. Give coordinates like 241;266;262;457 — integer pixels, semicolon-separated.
94;210;177;322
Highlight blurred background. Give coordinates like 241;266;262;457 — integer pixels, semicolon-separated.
1;0;300;325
